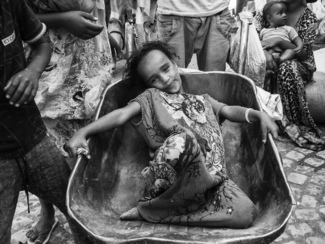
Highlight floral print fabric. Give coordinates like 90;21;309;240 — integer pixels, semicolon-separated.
131;88;257;227
159;92;226;174
26;0;113;120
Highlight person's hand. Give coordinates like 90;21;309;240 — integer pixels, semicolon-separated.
64;129;90;159
264;50;278;71
261;38;278;50
259;112;279;143
293;45;303;54
3;68;41;107
62;11;104;39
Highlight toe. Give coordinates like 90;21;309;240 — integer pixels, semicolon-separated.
26;228;39;241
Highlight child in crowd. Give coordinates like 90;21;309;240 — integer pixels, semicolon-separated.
260;1;303;63
65;41;278;227
0;0;90;243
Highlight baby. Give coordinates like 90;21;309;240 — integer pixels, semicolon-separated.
260;1;303;63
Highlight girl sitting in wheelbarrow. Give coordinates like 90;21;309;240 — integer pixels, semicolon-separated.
65;41;278;228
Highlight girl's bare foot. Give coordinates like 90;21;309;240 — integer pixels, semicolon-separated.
120;207;144;220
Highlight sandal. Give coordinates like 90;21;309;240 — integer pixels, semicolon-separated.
26;227;39;242
33;219;59;244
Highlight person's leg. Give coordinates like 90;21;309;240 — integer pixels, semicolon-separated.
182;17;205;68
197;8;235;71
26;198;56;242
25;136;92;244
157;15;199;68
26;118;83;242
277;60;321;136
279;49;295;63
271;54;281;63
0;158;23;244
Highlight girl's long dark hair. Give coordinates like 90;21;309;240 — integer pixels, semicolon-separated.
123;41;179;87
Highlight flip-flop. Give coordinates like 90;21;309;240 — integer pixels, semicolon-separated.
34;219;59;244
26;226;39;241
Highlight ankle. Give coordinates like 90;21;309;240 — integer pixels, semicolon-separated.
39;211;55;219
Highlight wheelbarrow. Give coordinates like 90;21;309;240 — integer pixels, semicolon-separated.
67;70;295;243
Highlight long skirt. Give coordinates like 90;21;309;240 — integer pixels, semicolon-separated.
276;60;325;151
137;132;257;228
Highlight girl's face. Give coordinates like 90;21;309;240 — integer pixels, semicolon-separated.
268;3;287;27
137;50;182;94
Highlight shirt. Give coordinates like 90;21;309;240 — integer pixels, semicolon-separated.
157;0;230;17
0;0;47;159
260;25;298;42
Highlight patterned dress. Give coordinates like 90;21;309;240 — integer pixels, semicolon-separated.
25;0;114;156
256;8;325;151
130;88;257;228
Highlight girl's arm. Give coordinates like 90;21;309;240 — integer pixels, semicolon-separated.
220;105;278;143
66;101;141;158
35;11;104;39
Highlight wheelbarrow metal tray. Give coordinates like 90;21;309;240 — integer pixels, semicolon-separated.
67;71;295;244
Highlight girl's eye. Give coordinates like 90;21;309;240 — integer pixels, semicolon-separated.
150;78;158;84
163;66;170;72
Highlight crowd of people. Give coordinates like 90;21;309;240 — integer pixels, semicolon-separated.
0;0;324;243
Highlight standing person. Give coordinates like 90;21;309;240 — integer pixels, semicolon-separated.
24;0;115;243
255;0;325;150
0;0;91;243
156;0;235;71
